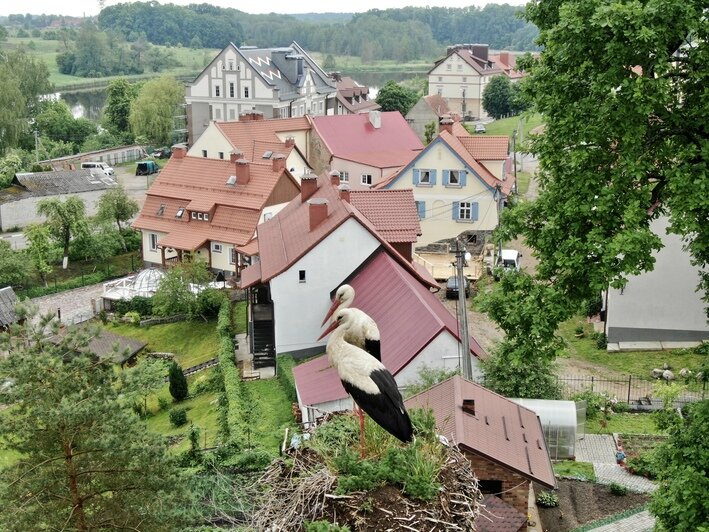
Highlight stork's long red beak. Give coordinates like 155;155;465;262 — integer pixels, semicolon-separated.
317;319;338;341
321;299;340;327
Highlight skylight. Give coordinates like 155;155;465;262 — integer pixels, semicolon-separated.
262;151;273;159
156;204;166;216
226;175;237;186
175;207;185;219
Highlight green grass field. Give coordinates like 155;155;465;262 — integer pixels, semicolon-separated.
586;413;662;435
1;36;218;88
515;171;532;196
553;460;596;481
106;319;220;368
480;113;544;139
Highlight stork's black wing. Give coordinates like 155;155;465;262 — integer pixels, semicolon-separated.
342;369;412;443
364;338;381;362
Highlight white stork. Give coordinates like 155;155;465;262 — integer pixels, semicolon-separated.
321;284;381;361
318;308;413;444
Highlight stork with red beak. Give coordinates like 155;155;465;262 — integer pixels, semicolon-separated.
321;284;381;361
318;308;413;444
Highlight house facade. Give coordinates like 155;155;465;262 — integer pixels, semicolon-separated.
132;145;300;278
428;44;503;120
185;41;337;144
188;114;312;179
405;94;456;143
309;111;423;189
605;216;709;349
376;125;513;247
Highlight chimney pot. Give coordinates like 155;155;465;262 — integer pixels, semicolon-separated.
272;153;286;172
329;170;340;187
300;173;318;202
171;144;187;159
235;158;250;185
284;136;295;149
308;198;328;231
462;399;476;416
439;116;454;135
230;150;244;163
338;184;350;203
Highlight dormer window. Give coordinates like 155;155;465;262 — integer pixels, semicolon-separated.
198;213;204;220
156;204;165;216
191;211;197;219
204;213;209;221
175;207;185;219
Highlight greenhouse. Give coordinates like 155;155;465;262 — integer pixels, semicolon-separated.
102;268;166;308
512;399;585;460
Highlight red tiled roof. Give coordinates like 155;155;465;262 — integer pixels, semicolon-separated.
311;112;423;169
404;376;557;489
455;49;504;76
423;94;451;117
215;117;310;160
349;189;421;243
477;495;527;532
457;136;509;160
133;155;298;249
240;173;435;289
293;251;486;406
490;52;525;80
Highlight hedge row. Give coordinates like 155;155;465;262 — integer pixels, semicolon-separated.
277;354;297;404
216;299;247;447
18;271;111;299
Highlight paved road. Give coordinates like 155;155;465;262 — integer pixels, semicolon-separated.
32;281;107;325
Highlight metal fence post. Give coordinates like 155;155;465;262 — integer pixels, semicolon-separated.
591;376;594;392
627;375;632;404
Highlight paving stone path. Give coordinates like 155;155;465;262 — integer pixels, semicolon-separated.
586;509;655;531
31;281;107;325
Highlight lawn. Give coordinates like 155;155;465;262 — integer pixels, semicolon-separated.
553;460;596;482
243;379;297;452
558;318;706;380
106;319;219;368
233;301;247;334
585;413;663;435
515;171;532;196
477;113;544;139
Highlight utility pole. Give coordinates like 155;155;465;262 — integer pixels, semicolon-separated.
34;130;39;163
455;238;472;380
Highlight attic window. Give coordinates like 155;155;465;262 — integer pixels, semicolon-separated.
156;204;166;216
226;175;236;186
204;213;209;221
191;211;197;219
462;399;475;416
298;270;306;283
262;151;273;159
175;207;185;219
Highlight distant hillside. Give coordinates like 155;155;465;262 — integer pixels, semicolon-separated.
287;12;353;24
94;2;539;61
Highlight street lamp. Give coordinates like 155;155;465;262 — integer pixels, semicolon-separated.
461;87;467;119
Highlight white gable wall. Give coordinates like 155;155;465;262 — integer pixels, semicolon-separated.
270;218;381;355
187;123;235;160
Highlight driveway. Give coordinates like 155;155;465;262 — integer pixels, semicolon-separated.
32;281;107;325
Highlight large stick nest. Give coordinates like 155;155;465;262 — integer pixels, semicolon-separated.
250;444;482;531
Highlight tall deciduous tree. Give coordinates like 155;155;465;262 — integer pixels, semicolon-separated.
129;75;184;146
0;73;26;155
482;75;514;120
375;80;419;116
23;224;56;287
0;240;27;288
97;185;139;250
152;260;212;318
104;78;140;136
37;196;89;269
0;305;184;530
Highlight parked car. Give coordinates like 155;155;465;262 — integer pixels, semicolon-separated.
136;160;160;176
493;249;522;280
445;276;470;299
151;147;171;159
474;123;486;134
81;161;114;176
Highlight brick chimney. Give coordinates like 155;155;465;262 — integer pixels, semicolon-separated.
308;199;328;231
235;159;250;185
498;51;509;67
329;170;340;187
172;144;187;159
471;44;489;62
338;184;350;203
230;150;244;163
284;136;295;149
300;173;318;202
462;399;476;416
439;116;454;135
272;153;286;172
239;111;264;121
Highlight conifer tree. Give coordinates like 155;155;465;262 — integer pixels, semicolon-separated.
169;361;189;402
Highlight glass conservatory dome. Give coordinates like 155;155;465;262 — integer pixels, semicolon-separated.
130;268;165;297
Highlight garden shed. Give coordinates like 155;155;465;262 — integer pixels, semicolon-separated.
511;399;584;460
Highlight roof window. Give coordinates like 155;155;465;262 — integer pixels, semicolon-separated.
262;151;273;159
156;204;165;216
226;175;236;186
175;207;185;219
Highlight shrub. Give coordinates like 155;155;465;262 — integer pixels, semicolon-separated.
626;452;658;480
304;521;351;532
169;407;188;427
571;390;607;419
585;295;603;317
115;296;154;317
168;362;189;402
123;311;141;325
277;354;297;403
536;490;559;508
609;482;628;496
595;332;607;350
197;287;227;318
574;325;585;336
157;396;171;411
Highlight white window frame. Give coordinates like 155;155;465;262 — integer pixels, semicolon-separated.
149;233;158;251
448;170;461;186
244;87;249;98
419;170;432;185
339;171;349;183
202;150;207;158
197;212;204;220
215;85;220;97
459;201;472;220
229;82;234;97
229;247;237;264
298;270;306;283
212;242;223;253
204;213;209;221
175;207;185;219
361;174;373;186
191;211;197;219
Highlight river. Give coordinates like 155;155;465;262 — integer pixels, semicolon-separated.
55;70;423;121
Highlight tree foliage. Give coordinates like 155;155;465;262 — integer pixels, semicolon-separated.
152;260;212;318
375;81;419;116
23;224;56;286
35;100;97;152
36;196;89;269
129;75;184;146
649;400;709;532
0;305;184;530
0;73;26;156
104;78;141;136
97;185;139;251
169;361;189;402
0;240;27;288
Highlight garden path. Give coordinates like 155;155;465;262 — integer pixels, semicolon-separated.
586;509;655;531
31;280;109;325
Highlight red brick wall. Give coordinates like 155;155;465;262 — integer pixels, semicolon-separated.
465;451;530;517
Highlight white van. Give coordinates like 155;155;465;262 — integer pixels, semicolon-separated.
81;161;115;176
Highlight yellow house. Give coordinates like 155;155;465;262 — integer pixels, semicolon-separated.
376;127;514;247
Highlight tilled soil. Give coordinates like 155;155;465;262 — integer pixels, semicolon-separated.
534;480;649;532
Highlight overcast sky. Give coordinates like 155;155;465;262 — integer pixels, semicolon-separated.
1;1;527;18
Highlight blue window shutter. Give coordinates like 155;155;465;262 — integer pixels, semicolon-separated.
443;169;450;186
412;169;420;185
452;201;460;220
471;202;479;221
417;201;425;219
430;169;437;185
460;170;467;186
